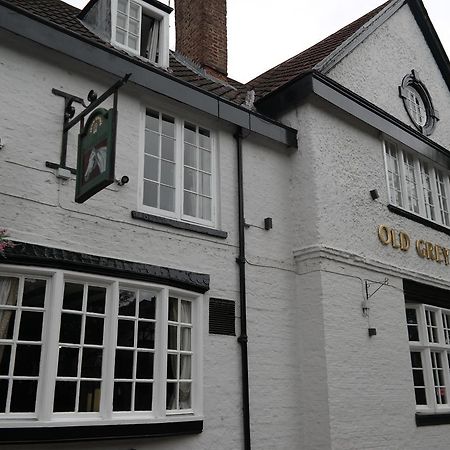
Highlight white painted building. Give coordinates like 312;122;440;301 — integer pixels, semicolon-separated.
1;0;450;448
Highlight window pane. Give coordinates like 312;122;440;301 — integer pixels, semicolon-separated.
113;382;132;411
85;317;104;345
145;111;159;132
137;352;154;379
167;355;178;380
129;18;139;35
135;383;152;411
0;345;11;375
169;298;178;321
184;144;197;168
54;381;77;412
139;293;156;319
166;382;177;409
200;173;211;196
81;348;103;378
160;185;175;212
137;322;155;349
117;320;135;347
184;123;196;144
117;0;127;13
22;278;46;308
119;290;136;316
162;115;175;137
116;28;126;45
79;381;101;412
200;196;212;221
10;380;37;412
181;300;191;324
57;347;79;377
59;313;82;344
114;350;134;379
116;12;127;29
128;35;138;50
180;354;191;378
144;155;159;181
199;128;211;149
161;160;175;187
184;167;197;191
181;327;191;351
129;2;140;19
0;380;7;413
179;382;191;409
0;310;15;340
14;344;41;376
200;149;211;172
18;311;43;341
415;388;427;405
161;136;175;161
143;180;158;207
63;283;83;311
145;131;160;157
87;286;106;314
184;192;197;217
168;325;177;350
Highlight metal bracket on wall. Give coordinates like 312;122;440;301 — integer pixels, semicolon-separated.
46;73;131;176
365;278;389;301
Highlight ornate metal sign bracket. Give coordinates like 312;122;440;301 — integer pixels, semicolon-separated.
46;73;131;176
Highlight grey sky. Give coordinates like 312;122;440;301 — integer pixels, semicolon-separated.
62;0;450;83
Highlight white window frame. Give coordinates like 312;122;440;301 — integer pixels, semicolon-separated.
111;0;170;68
138;106;217;228
383;139;450;228
407;303;450;413
0;265;203;428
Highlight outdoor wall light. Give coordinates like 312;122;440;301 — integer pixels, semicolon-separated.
116;175;129;186
264;217;273;230
87;90;98;103
370;189;379;200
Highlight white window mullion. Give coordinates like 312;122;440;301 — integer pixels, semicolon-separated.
397;148;409;210
153;288;169;418
100;281;119;420
415;159;427;217
37;271;63;421
177;119;184;220
429;167;441;224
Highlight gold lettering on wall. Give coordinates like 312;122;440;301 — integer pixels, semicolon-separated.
379;225;450;266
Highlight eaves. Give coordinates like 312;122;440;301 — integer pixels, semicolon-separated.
257;70;450;168
0;1;297;148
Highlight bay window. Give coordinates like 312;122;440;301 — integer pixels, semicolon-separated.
384;140;450;227
141;109;215;227
0;267;202;428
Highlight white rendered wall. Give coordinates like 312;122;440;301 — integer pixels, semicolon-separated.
0;30;299;450
328;3;450;150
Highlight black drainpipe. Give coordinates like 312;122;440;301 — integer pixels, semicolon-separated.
234;126;251;450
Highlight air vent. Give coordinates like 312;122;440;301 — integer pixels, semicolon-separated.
209;298;235;336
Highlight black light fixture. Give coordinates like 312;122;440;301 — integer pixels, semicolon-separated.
368;328;377;337
116;175;129;186
87;90;98;103
264;217;273;230
370;189;379;200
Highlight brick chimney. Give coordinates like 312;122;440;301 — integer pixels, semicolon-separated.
175;0;228;80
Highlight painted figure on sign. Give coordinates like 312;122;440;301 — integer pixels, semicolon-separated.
83;140;107;183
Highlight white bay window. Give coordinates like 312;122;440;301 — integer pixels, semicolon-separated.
0;268;202;426
384;140;450;227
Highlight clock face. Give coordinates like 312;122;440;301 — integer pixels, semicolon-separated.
89;116;104;135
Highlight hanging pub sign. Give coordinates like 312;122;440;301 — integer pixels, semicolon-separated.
75;108;116;203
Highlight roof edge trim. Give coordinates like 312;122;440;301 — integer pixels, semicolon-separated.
315;0;406;74
0;2;296;148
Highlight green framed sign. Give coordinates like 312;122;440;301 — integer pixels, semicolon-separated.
75;108;116;203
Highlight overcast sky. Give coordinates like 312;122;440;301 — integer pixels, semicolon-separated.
62;0;450;83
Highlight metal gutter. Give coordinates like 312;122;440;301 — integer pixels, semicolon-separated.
0;2;297;148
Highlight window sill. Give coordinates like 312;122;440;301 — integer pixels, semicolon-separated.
0;420;203;444
388;204;450;236
416;412;450;426
131;211;228;239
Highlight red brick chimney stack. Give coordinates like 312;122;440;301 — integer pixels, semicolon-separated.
175;0;228;80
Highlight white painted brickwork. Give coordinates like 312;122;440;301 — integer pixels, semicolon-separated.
3;2;450;449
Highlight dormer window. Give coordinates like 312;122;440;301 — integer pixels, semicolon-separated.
80;0;171;68
112;0;170;66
